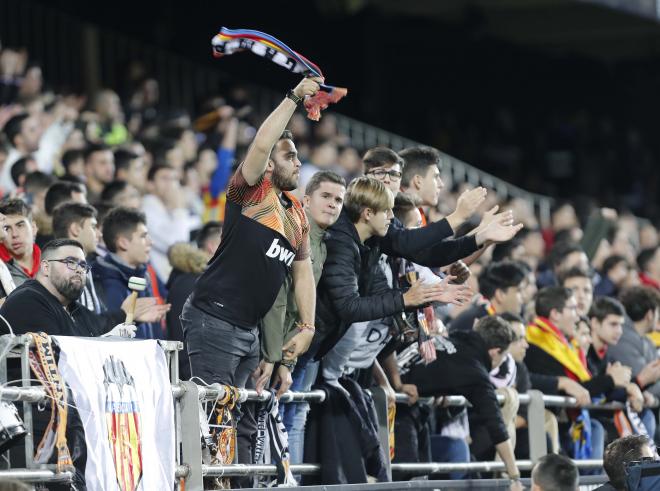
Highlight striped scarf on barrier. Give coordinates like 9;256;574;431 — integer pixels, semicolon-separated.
199;383;241;490
254;389;296;487
211;27;347;121
28;332;73;472
396;260;436;364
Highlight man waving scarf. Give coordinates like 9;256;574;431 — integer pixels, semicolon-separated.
211;27;347;120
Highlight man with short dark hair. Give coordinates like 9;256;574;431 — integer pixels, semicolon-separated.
531;453;579;491
52;202;102;313
595;255;630;298
398;146;444;225
587;297;648;435
61;148;85;181
100;181;141;209
560;267;594;318
195;220;223;255
114;148;146;191
0;199;41;287
526;287;630;460
181;77;322;390
638;246;660;290
142;164;193;280
402;315;523;488
597;435;656;491
44;182;87;217
37;181;88;248
10;156;37;189
527;287;630;399
450;260;527;332
0;113;41;192
23;171;56;233
92;207;167;339
83;143;115;203
609;287;660;407
538;241;590;289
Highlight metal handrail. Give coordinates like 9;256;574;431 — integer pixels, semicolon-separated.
390;459;604;474
0;384;631;412
203;463;321;477
395;391;630;411
0;384;327;404
0;469;74;483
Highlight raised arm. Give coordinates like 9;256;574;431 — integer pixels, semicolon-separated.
241;77;322;185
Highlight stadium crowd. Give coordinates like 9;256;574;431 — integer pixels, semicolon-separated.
2;43;660;491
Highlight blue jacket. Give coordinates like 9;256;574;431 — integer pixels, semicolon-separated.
91;253;167;339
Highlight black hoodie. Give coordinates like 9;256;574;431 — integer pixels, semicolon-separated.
402;330;510;446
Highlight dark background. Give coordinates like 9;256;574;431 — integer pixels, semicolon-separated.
9;0;660;218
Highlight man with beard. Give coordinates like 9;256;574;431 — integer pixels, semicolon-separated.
0;238;163;336
181;77;322;389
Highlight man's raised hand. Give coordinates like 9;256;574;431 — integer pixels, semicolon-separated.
447;187;487;231
292;77;324;100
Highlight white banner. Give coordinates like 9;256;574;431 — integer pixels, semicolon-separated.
55;336;175;491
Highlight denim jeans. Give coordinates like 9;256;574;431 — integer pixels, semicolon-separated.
180;298;259;387
281;353;319;464
430;435;470;480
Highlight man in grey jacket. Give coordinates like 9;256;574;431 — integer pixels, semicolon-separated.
608;286;660;405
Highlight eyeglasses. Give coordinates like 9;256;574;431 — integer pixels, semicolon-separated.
47;258;91;273
367;169;402;180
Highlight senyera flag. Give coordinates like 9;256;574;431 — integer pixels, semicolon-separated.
211;27;347;120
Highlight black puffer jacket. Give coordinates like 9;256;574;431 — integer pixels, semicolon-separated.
314;210;479;358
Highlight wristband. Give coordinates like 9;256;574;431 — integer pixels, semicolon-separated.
286;90;303;106
296;322;315;333
281;359;296;371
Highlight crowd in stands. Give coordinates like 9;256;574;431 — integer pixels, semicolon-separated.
3;42;660;491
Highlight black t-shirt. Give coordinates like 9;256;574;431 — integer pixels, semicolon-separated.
192;165;309;328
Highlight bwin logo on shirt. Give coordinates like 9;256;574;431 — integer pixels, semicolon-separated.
265;238;295;266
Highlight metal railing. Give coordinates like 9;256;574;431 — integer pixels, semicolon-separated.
0;334;613;489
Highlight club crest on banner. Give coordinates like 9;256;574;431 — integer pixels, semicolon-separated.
103;356;143;491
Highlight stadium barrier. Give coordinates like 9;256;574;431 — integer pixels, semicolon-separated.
0;334;612;489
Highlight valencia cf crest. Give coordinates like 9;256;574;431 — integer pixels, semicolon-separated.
103;356;143;491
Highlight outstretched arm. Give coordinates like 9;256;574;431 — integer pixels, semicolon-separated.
241;77;322;185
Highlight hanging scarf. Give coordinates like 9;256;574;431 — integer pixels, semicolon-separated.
199;384;241;490
526;317;591;382
211;27;348;121
397;261;436;364
570;409;593;459
613;400;649;438
254;390;297;487
28;332;73;472
388;404;396;461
